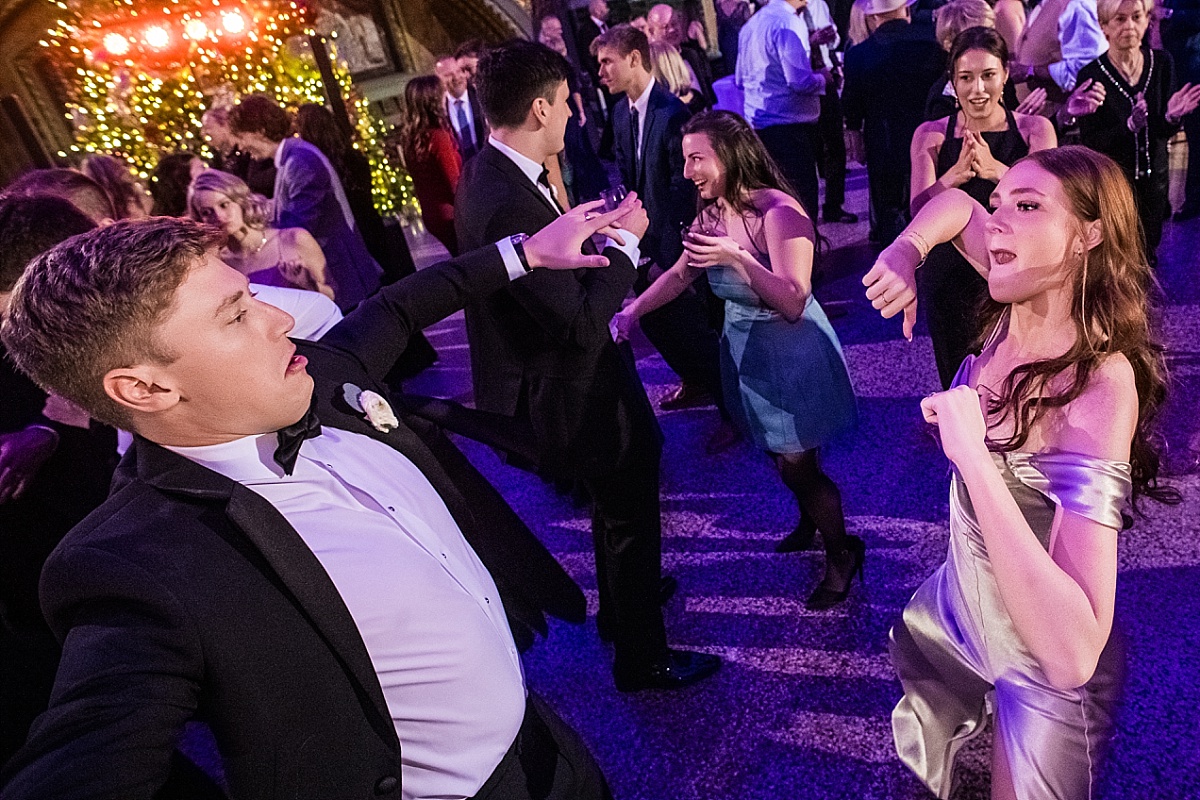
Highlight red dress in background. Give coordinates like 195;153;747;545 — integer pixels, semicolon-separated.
404;127;462;255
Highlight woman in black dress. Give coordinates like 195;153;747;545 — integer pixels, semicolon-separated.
909;27;1056;388
1066;0;1200;262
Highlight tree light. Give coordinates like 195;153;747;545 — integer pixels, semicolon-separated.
103;32;130;55
221;11;245;33
184;19;208;40
144;25;170;49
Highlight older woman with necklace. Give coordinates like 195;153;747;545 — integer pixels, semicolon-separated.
1067;0;1200;261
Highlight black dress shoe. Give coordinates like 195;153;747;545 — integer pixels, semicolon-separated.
613;649;722;692
597;577;679;642
659;383;714;410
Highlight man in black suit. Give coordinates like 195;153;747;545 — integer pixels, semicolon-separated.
437;56;488;163
0;210;626;799
0;197;117;769
455;40;721;692
576;0;616;157
594;24;736;441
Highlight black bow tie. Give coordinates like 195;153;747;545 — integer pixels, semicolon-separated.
273;401;322;475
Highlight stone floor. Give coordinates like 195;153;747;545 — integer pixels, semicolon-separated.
404;160;1200;799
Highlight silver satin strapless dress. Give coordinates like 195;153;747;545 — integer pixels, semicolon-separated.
889;355;1133;799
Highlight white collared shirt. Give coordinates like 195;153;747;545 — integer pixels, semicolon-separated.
591;14;607;33
1025;0;1107;91
167;427;526;800
487;135;643;266
445;90;477;147
736;0;825;127
629;77;656;162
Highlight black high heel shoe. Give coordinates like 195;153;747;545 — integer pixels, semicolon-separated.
804;535;865;610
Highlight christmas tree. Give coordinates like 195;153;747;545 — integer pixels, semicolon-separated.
40;0;412;215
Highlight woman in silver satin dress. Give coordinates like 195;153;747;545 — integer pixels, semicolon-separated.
863;145;1178;799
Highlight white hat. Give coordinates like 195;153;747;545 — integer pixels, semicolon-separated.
854;0;918;16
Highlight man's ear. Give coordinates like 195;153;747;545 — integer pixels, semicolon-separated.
103;365;179;416
530;97;550;130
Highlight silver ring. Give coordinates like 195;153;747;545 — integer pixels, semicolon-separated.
584;212;596;221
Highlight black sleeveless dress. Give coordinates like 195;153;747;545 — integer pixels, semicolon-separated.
918;109;1029;388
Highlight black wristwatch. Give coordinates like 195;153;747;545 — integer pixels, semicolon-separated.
510;233;532;272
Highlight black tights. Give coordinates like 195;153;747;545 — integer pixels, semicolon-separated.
772;450;850;559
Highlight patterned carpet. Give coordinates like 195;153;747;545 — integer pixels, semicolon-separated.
406;165;1200;799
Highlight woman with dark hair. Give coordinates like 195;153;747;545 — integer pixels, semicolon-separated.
188;169;334;300
293;103;391;270
80;154;152;220
398;74;462;254
1067;0;1200;263
910;26;1056;388
614;110;860;609
865;145;1178;798
149;152;206;217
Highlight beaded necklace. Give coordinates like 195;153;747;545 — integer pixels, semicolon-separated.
1096;48;1155;179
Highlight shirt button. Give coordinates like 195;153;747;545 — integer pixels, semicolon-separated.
485;597;490;604
387;506;395;512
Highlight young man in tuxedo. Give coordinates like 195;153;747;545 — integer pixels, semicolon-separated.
0;208;628;799
437;55;488;163
594;24;738;447
455;40;722;692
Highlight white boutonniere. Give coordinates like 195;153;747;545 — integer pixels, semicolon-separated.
342;383;399;433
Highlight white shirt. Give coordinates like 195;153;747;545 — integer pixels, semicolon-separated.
798;0;839;71
736;0;825;127
629;77;656;162
167;427;527;800
487;135;643;267
445;90;477;148
590;15;607;33
1026;0;1108;91
251;283;343;339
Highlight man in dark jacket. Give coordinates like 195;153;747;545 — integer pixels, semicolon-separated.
842;0;945;244
455;41;722;692
0;208;624;800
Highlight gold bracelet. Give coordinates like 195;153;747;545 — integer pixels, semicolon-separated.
898;231;930;268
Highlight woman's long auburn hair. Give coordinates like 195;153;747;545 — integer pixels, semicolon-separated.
680;110;807;251
977;145;1177;507
399;75;451;163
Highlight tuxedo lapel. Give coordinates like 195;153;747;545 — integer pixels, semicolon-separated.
481;144;561;219
131;439;400;752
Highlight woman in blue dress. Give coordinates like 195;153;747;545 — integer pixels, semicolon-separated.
613;110;861;609
864;145;1179;798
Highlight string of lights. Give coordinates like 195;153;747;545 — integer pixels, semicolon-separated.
41;0;414;216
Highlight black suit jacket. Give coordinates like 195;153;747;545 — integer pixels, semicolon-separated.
576;16;603;82
612;81;695;270
0;246;584;800
454;144;661;479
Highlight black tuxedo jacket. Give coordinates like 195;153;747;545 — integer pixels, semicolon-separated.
454;144;661;479
444;87;489;162
576;17;603;81
0;246;584;800
612;81;695;270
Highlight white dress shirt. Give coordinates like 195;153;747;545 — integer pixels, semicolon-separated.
487;135;643;266
736;0;825;127
168;427;527;800
445;90;477;149
1026;0;1108;91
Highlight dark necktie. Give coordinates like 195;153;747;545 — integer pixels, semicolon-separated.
273;401;322;476
537;167;564;215
454;99;475;158
629;106;640;183
801;7;826;70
